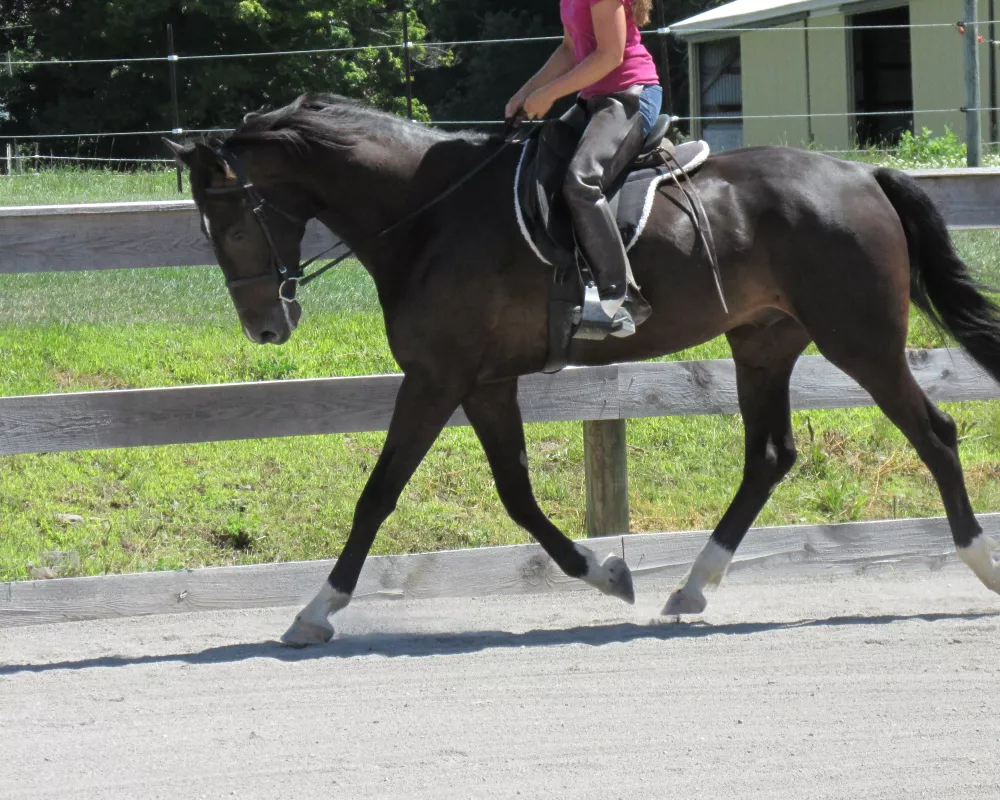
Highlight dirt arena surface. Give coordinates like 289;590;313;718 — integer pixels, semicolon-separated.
2;567;998;799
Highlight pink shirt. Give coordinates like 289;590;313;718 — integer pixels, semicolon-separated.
560;0;659;99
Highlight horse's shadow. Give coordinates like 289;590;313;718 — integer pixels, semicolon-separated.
2;609;996;676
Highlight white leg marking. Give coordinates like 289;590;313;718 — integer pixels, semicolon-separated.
280;583;351;647
577;545;635;604
662;539;734;616
958;535;1000;594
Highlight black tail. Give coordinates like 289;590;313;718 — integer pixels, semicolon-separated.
875;167;1000;383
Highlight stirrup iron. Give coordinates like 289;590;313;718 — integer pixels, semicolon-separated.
573;283;625;341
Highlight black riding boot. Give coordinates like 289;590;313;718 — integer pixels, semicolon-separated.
561;86;650;337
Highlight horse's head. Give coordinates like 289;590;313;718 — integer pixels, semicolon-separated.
165;139;307;345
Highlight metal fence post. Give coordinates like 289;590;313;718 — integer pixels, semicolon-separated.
655;2;673;114
990;0;998;144
583;419;629;536
167;24;183;192
965;0;983;167
401;4;413;120
5;52;14;175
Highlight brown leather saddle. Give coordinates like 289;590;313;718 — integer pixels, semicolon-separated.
512;115;712;370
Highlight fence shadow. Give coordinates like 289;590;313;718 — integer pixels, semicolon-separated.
2;609;996;676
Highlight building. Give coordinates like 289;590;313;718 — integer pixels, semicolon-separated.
671;0;1000;151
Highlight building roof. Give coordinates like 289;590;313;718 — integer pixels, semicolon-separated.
670;0;846;37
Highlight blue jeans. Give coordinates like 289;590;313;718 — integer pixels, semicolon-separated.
638;84;663;137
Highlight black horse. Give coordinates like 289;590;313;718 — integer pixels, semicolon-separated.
167;94;1000;646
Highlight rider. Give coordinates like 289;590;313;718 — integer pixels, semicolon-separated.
506;0;662;336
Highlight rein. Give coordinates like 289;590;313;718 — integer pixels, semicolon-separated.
207;124;522;301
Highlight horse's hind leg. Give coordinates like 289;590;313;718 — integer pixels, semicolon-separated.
664;318;810;615
462;379;635;603
820;348;1000;594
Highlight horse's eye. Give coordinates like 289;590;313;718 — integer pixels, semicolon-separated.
228;227;246;244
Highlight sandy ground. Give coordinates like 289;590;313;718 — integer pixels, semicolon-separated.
1;566;998;800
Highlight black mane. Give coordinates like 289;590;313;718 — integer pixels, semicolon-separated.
224;93;491;152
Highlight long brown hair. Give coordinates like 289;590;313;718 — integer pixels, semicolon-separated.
631;0;652;27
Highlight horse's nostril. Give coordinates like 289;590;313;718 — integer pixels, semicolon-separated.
259;329;278;344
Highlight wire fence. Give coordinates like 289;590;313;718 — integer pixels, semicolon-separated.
9;154;174;164
669;20;989;35
2;15;997;173
4;35;570;67
3;21;989;68
0;129;234;140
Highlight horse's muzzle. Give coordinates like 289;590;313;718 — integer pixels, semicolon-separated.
241;298;301;345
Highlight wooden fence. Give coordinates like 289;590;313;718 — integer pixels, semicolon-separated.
2;168;1000;537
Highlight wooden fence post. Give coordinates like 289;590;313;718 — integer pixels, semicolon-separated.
583;419;629;536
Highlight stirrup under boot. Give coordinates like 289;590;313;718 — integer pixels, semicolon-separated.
574;283;649;340
574;283;622;340
609;288;651;338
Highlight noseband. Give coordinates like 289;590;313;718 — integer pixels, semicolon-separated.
203;148;351;302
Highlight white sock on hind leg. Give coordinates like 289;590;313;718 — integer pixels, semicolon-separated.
958;535;1000;593
685;540;733;593
664;540;734;615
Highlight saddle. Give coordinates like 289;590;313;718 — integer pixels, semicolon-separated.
512;115;712;371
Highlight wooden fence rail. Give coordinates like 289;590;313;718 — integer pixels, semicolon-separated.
1;169;1000;536
0;348;994;447
2;169;1000;275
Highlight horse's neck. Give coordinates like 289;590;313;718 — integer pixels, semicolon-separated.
309;133;498;287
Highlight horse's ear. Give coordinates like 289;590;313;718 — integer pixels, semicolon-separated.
242;105;268;127
167;140;236;183
162;137;193;167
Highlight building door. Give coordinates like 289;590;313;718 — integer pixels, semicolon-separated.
851;6;914;145
697;38;743;151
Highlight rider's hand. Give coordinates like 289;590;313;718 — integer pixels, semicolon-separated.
523;88;555;121
505;90;528;123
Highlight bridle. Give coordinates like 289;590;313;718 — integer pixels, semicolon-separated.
202;123;524;303
204;148;352;302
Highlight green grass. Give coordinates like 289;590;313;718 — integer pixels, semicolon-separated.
2;159;1000;581
1;166;184;206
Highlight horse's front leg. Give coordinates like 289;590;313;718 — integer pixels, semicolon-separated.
281;371;464;646
463;379;634;603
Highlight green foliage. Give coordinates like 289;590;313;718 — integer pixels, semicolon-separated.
415;0;721;124
1;0;723;152
0;1;430;155
892;127;968;168
421;10;560;124
836;128;983;170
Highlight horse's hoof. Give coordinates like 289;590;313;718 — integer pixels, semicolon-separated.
280;616;334;647
662;587;707;616
959;535;1000;594
578;548;635;604
603;554;636;605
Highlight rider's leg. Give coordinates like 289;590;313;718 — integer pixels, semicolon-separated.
561;87;646;325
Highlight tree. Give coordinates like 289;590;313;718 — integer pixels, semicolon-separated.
413;0;727;129
0;0;429;157
0;0;727;157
